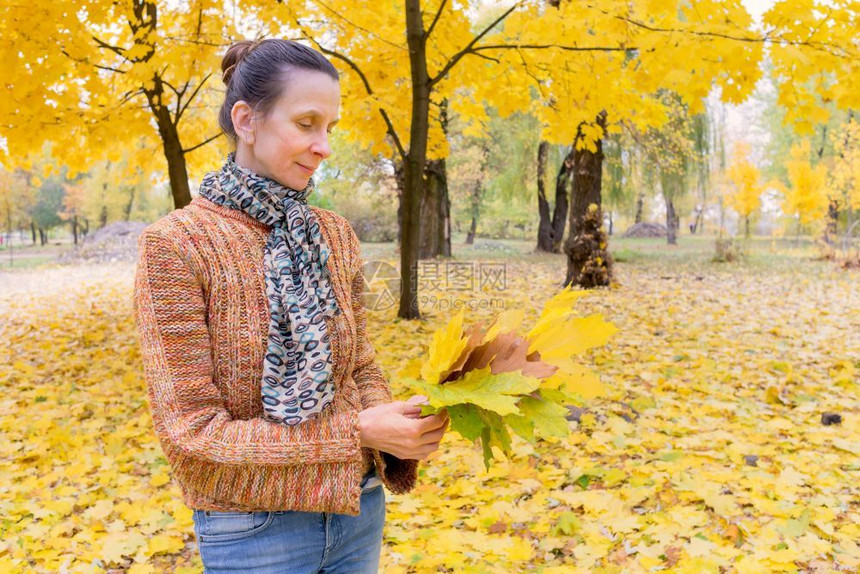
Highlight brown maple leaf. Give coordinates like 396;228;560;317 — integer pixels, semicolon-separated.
438;322;485;383
487;520;508;534
441;331;559;383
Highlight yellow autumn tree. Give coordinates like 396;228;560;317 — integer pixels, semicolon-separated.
763;0;859;136
1;0;233;208
4;0;855;317
726;141;764;238
827;117;860;244
772;141;829;243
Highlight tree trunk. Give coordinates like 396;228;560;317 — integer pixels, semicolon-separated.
824;198;839;245
72;215;79;245
39;228;47;246
550;148;572;252
718;196;726;238
466;180;481;245
608;210;613;236
466;215;478;245
634;192;644;224
419;158;451;259
81;218;90;238
745;215;750;239
30;221;36;245
536;141;553;252
466;142;488;246
693;205;704;234
399;0;431;319
124;186;137;221
666;198;677;245
419;99;451;259
564;112;612;288
145;75;192;209
394;160;405;248
660;166;680;246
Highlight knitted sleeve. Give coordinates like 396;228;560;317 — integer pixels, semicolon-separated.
133;227;364;468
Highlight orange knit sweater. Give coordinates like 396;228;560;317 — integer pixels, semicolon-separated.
133;197;418;516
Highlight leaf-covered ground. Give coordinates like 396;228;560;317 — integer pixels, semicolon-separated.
1;238;858;573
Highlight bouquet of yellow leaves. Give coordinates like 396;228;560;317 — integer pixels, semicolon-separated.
401;286;618;469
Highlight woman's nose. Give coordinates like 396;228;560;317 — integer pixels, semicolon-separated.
311;132;332;159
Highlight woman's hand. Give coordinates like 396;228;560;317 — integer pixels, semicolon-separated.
358;395;449;460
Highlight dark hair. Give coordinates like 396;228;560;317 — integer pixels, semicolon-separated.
218;39;339;142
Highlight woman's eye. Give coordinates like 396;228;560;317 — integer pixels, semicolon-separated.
298;122;312;130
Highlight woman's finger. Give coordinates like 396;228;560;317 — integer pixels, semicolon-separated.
419;425;448;445
419;412;449;432
406;394;428;405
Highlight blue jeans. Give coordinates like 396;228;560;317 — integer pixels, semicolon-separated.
191;468;385;573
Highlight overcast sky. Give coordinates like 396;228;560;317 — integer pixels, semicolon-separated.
742;0;775;21
723;0;778;156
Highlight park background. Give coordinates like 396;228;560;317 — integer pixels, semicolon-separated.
1;0;858;572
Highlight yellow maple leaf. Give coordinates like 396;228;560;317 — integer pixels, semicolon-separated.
528;314;619;361
526;286;588;340
542;362;605;399
482;308;526;344
99;531;146;566
420;308;469;383
149;472;170;487
145;534;185;557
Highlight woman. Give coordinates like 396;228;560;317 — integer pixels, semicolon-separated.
133;38;449;573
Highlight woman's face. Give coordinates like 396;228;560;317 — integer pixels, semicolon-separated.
236;69;340;191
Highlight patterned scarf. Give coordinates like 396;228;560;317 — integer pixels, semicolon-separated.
198;152;341;426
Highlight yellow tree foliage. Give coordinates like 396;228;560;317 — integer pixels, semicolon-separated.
763;0;859;135
773;141;829;226
726;141;763;237
827;117;860;213
1;0;234;208
265;0;771;317
0;167;17;231
3;0;856;318
2;1;854;205
269;0;765;156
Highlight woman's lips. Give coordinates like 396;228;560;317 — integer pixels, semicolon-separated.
297;163;315;174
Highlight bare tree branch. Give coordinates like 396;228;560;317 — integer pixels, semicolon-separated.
163;36;228;48
299;0;406;51
176;73;213;123
608;10;855;59
161;78;183;99
425;0;448;41
60;48;127;74
471;51;501;64
429;0;523;88
183;132;223;154
472;44;636;53
91;35;127;57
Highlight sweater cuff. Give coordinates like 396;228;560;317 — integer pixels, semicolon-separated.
372;448;419;495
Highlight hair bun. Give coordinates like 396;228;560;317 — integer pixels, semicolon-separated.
222;40;260;86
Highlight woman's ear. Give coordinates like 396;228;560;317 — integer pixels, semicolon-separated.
231;100;256;145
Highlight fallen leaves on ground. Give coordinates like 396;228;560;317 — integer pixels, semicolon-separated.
0;253;858;572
